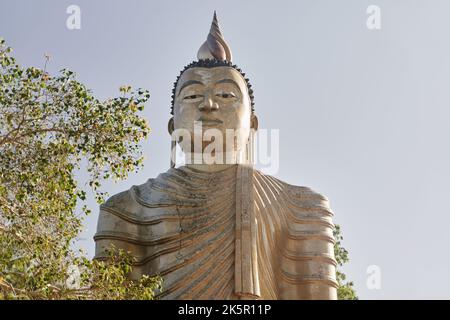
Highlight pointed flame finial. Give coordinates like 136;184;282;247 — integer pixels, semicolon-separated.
197;11;233;62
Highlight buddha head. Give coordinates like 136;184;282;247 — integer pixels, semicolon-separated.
168;12;258;166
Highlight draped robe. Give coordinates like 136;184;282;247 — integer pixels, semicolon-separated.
94;165;338;299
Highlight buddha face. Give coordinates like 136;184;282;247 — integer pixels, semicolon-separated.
171;66;257;161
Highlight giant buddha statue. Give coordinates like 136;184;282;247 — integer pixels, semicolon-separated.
94;12;338;300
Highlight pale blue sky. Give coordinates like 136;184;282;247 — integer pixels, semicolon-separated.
2;0;450;299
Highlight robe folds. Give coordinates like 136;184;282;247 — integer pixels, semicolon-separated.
94;165;338;300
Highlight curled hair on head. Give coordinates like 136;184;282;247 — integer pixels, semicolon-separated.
170;59;255;115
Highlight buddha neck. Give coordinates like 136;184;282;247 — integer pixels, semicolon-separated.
185;163;236;173
181;150;250;173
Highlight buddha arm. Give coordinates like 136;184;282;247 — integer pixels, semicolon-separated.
280;185;338;300
93;189;151;281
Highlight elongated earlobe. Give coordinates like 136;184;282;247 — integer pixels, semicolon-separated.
245;115;258;166
168;117;176;168
170;139;176;168
168;117;174;135
251;114;258;131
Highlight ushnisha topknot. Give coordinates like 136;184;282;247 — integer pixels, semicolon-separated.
197;11;233;62
170;12;254;115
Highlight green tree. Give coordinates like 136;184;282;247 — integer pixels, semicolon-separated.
0;38;161;299
334;224;358;300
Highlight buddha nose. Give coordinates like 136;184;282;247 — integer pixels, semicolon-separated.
198;94;219;112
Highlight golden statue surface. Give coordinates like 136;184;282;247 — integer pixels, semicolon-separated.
94;12;338;300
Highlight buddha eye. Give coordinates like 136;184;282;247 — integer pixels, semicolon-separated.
216;92;236;99
183;94;203;101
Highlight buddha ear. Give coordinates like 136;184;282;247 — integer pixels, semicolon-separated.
168;117;174;135
250;114;258;131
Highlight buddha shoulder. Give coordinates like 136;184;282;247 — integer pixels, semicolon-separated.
98;174;182;227
276;177;335;243
254;170;333;217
